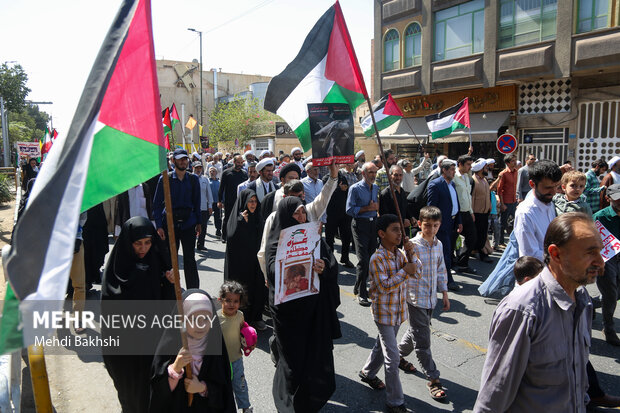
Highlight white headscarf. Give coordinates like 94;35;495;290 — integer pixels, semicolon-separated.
183;293;213;375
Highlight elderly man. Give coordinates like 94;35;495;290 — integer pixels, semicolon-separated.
516;153;537;202
247;158;276;202
379;165;412;234
474;212;603;413
399;152;430;193
347;162;380;306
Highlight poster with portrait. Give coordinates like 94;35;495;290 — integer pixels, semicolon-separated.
274;221;321;305
308;103;354;166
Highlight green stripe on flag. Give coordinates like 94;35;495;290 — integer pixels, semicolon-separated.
430;121;467;140
82;126;168;212
0;284;24;354
363;115;400;137
293;83;365;151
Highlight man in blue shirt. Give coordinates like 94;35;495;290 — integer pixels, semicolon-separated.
346;162;380;306
153;148;202;289
208;166;222;237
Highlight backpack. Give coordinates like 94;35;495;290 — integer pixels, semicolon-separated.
407;170;438;220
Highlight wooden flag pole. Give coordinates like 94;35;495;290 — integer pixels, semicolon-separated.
365;97;411;262
161;170;194;406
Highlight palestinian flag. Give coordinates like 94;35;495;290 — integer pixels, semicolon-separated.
51;128;58;141
425;98;470;140
41;127;53;155
361;94;404;137
264;1;367;151
0;0;167;354
162;107;172;149
170;103;180;129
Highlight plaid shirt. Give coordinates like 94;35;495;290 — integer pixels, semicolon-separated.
375;167;389;192
408;234;448;309
369;244;420;326
585;169;604;213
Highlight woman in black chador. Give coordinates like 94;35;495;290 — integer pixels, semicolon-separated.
101;216;174;413
265;197;341;413
224;189;266;327
149;289;236;413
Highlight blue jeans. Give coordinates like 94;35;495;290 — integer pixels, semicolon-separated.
232;357;250;409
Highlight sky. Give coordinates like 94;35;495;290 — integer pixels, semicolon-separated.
0;0;374;135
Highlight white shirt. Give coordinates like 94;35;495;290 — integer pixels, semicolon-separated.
447;179;459;217
197;175;214;211
257;177;337;277
237;179;252;196
513;190;556;261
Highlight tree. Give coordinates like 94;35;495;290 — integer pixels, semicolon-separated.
0;63;31;112
208;96;281;146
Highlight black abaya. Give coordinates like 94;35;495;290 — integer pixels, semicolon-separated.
82;203;109;287
101;216;174;413
265;197;340;413
224;189;266;323
149;289;236;413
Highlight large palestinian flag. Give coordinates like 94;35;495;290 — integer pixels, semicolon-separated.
425;98;470;140
361;94;404;137
264;1;368;151
0;0;167;353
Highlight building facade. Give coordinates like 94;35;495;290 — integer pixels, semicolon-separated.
375;0;620;170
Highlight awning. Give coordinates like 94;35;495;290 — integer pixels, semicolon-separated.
380;111;511;143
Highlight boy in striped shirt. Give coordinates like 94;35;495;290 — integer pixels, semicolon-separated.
359;214;420;413
398;206;450;401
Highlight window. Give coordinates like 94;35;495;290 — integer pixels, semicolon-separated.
434;0;485;61
404;23;422;67
384;29;400;71
499;0;558;48
577;0;610;33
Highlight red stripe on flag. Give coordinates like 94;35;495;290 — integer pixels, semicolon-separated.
324;1;368;99
454;98;470;128
170;103;180;122
383;93;404;117
98;0;165;147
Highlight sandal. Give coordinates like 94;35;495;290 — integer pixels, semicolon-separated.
358;371;385;390
398;358;417;373
427;381;447;400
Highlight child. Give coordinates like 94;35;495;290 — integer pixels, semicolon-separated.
513;256;544;288
359;214;421;413
218;281;254;413
150;289;236;412
553;171;592;216
398;206;450;401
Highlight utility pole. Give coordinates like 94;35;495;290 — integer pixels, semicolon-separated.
188;28;203;130
0;97;9;167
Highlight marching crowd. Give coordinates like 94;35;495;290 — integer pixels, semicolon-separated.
16;146;620;412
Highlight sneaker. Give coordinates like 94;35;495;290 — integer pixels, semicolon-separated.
358;297;371;307
252;320;268;331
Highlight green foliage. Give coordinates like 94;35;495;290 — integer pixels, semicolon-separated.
208;97;281;145
0;174;13;204
0;63;31;112
6;104;50;147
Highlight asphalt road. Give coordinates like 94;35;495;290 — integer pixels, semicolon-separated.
35;222;620;412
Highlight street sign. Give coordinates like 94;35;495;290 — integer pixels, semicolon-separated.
496;134;517;154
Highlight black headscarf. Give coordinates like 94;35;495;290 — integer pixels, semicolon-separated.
225;189;261;239
101;216;172;300
149;289;235;413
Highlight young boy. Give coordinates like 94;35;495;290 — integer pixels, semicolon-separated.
397;206;450;401
513;256;544;288
359;214;420;413
552;171;592;216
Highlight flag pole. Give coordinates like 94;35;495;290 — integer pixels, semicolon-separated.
161;170;194;406
365;97;411;262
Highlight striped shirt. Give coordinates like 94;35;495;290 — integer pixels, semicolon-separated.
369;244;420;326
408;234;448;309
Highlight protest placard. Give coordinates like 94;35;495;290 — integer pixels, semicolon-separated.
595;220;620;262
274;221;321;305
308;103;354;166
16;142;41;159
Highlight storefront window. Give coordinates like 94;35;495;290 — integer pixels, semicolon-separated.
384;29;400;71
434;0;485;62
577;0;610;33
499;0;558;48
404;23;422;67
